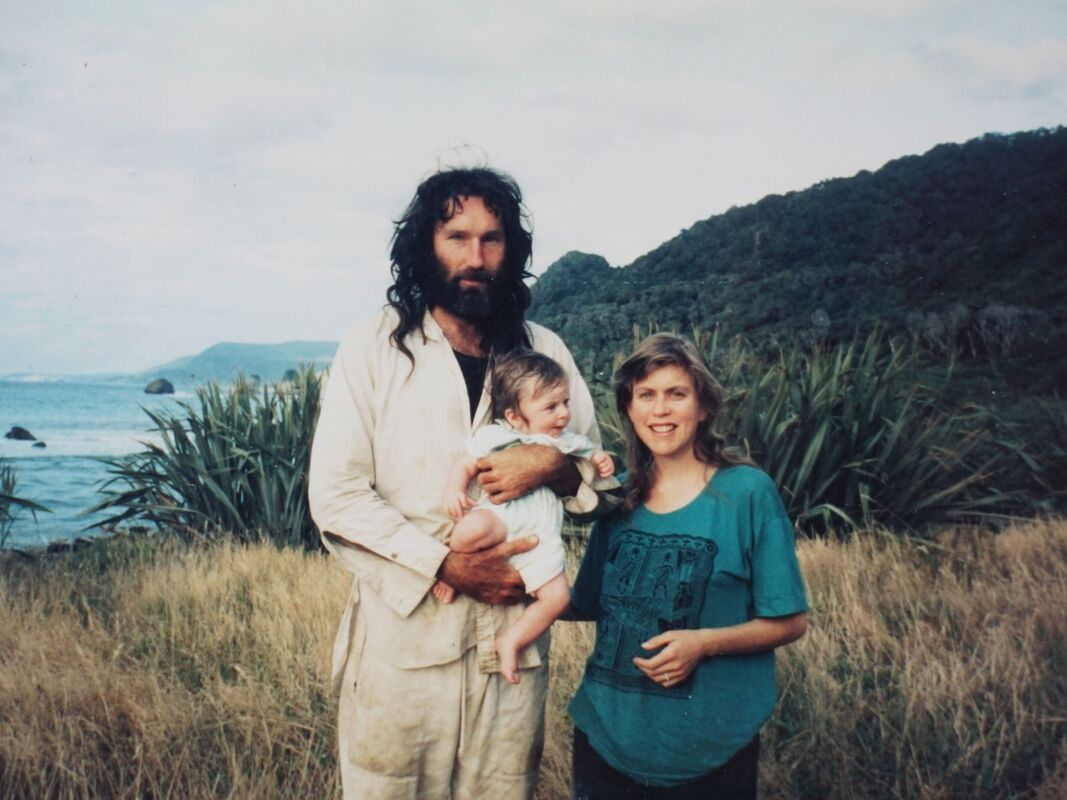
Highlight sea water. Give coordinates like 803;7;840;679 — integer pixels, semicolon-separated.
0;379;190;549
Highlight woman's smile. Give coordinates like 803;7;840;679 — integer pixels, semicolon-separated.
628;365;707;462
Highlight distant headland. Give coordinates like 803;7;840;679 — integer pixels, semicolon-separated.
1;341;338;390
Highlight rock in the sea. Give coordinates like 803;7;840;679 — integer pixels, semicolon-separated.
32;441;46;449
4;426;36;441
144;378;175;395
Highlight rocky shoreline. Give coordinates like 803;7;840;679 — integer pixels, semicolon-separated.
0;527;149;564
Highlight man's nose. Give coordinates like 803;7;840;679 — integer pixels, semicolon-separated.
467;239;484;267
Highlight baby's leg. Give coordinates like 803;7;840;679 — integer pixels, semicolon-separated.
434;509;508;604
496;572;570;684
450;508;507;553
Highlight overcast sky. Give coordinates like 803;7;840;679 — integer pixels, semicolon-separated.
2;0;1064;375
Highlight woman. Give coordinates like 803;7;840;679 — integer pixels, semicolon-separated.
568;333;808;800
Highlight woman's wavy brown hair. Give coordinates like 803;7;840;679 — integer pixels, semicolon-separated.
614;333;750;510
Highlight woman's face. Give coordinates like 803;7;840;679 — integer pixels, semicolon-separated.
627;364;708;464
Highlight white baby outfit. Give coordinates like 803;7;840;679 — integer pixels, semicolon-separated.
465;423;595;592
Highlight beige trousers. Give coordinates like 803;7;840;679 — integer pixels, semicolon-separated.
337;607;549;800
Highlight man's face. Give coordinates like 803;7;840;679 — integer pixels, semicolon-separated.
428;195;506;319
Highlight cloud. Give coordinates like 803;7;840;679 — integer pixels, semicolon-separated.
802;0;964;21
1;1;1065;373
924;36;1067;101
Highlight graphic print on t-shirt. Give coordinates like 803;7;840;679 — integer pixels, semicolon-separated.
587;529;718;696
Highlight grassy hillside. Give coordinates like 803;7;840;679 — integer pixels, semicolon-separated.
529;127;1067;391
2;522;1064;798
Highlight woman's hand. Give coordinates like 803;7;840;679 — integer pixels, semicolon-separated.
634;615;808;687
632;629;712;687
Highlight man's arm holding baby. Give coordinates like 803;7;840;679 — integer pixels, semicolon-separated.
475;445;582;503
476;445;620;516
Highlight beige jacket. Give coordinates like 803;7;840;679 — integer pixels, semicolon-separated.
308;309;612;693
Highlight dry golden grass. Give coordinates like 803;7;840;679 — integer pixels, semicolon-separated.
761;518;1067;799
2;520;1065;799
0;537;350;798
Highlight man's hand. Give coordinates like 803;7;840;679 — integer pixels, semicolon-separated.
437;536;538;605
476;444;580;504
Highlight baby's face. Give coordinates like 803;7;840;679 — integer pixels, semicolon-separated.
509;381;570;437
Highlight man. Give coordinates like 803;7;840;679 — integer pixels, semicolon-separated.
308;167;615;799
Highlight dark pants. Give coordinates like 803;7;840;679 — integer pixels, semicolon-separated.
571;727;759;800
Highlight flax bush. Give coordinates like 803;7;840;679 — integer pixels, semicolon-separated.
598;328;1012;535
90;330;1021;546
91;365;323;549
1000;395;1067;516
714;330;1011;533
0;458;49;548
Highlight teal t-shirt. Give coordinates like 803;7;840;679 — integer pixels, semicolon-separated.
568;465;808;787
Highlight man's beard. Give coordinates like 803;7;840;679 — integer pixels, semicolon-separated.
424;260;504;320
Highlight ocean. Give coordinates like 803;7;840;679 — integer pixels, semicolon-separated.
0;379;190;549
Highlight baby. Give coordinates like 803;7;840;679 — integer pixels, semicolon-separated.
433;349;614;683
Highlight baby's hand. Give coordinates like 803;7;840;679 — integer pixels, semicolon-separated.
447;492;475;520
591;451;615;478
432;581;456;603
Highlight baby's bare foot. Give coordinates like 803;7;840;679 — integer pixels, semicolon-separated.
496;634;520;684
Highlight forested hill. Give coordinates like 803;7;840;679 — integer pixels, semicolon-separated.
528;127;1067;376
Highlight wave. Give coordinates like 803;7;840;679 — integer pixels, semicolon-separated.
1;374;65;384
0;429;164;459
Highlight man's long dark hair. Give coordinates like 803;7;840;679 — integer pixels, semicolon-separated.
387;167;534;364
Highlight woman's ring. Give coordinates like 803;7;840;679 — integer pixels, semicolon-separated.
664;672;671;683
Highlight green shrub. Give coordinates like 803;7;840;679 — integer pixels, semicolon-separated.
721;331;1013;533
0;458;50;547
600;328;1014;535
91;365;323;549
995;395;1067;517
87;329;1033;545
